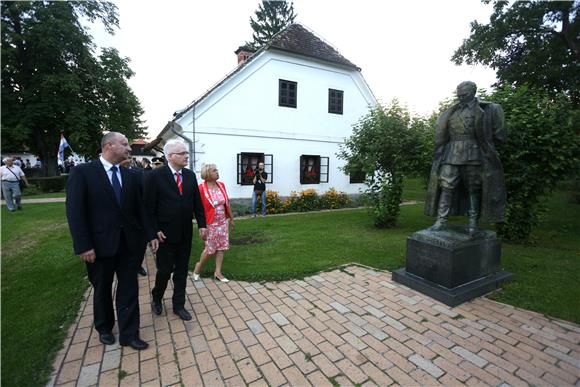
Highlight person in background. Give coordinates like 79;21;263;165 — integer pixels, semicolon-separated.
252;162;267;217
144;140;207;321
193;163;235;283
66;132;158;351
34;157;42;168
120;157;148;277
1;157;29;212
151;157;164;169
141;158;153;171
25;159;32;169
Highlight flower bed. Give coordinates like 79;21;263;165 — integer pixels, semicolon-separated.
265;188;350;214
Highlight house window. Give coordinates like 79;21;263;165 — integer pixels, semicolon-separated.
328;89;343;114
300;155;329;184
279;79;297;108
237;153;273;185
349;169;365;184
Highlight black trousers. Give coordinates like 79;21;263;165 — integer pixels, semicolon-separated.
151;239;192;310
86;236;140;343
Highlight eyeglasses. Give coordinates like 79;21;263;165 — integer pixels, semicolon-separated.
171;151;189;156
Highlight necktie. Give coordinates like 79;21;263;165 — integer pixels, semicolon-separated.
176;172;183;194
110;165;122;204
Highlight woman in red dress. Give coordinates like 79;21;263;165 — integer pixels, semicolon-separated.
193;164;235;282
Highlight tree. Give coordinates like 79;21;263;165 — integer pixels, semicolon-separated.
480;85;580;241
1;1;146;176
247;0;296;49
452;0;579;103
339;101;429;227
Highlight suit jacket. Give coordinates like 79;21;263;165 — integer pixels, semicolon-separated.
66;159;154;257
143;165;206;244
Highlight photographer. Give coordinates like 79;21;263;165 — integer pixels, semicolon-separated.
252;162;267;217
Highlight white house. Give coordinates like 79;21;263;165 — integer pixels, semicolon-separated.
151;23;377;198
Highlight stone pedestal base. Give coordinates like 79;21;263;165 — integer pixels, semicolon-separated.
392;226;513;307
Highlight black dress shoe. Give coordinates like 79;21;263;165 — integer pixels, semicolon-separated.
173;308;192;321
151;300;162;315
99;332;115;345
138;267;147;276
120;338;149;350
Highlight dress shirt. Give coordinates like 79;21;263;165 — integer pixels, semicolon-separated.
168;164;183;183
100;156;123;188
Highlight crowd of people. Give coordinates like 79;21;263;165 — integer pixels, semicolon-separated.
3;133;266;351
65;133;250;350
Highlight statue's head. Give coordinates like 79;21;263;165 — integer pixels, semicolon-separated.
456;81;477;105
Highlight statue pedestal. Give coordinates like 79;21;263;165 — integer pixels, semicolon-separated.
392;226;513;307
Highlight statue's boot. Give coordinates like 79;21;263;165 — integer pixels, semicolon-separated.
467;192;480;237
429;188;452;231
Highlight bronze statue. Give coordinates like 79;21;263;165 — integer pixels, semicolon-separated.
425;81;506;237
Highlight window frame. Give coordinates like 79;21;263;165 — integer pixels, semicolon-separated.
237;153;273;185
279;79;297;108
300;155;329;184
328;88;344;115
349;169;365;184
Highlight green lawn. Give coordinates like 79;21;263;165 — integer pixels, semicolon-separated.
1;203;86;387
21;191;66;199
1;182;579;386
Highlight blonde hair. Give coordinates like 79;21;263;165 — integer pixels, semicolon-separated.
201;163;217;181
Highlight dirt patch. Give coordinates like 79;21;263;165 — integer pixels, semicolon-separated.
2;222;68;259
230;234;266;245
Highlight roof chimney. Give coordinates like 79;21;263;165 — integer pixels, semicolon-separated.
234;44;256;65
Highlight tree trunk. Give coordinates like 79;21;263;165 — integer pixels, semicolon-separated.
40;150;59;177
34;127;59;177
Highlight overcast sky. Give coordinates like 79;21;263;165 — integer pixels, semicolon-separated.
91;0;497;139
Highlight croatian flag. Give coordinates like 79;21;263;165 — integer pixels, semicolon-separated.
58;134;70;163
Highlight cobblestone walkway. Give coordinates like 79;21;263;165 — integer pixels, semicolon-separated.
48;257;580;387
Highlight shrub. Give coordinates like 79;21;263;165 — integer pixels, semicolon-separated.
339;101;421;227
319;188;350;209
296;189;318;212
283;191;300;213
29;175;68;192
366;174;404;228
266;188;351;214
483;86;580;241
571;180;580;204
266;190;285;214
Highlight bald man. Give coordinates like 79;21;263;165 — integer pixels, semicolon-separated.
66;132;158;350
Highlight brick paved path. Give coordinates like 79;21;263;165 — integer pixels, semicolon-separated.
48;256;580;386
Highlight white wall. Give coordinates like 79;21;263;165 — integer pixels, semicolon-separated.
193;131;365;198
170;50;376;198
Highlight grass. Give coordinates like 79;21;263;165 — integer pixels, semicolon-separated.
487;189;580;322
1;180;579;386
1;203;87;387
22;191;66;199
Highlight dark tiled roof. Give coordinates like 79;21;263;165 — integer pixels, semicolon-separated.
166;23;358;133
234;44;256;54
268;24;358;69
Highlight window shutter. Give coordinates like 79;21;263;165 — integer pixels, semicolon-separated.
237;153;242;184
320;157;329;183
299;155;305;184
264;154;273;183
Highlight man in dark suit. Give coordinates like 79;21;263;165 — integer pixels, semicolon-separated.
120;157;148;277
66;132;159;350
144;139;207;321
